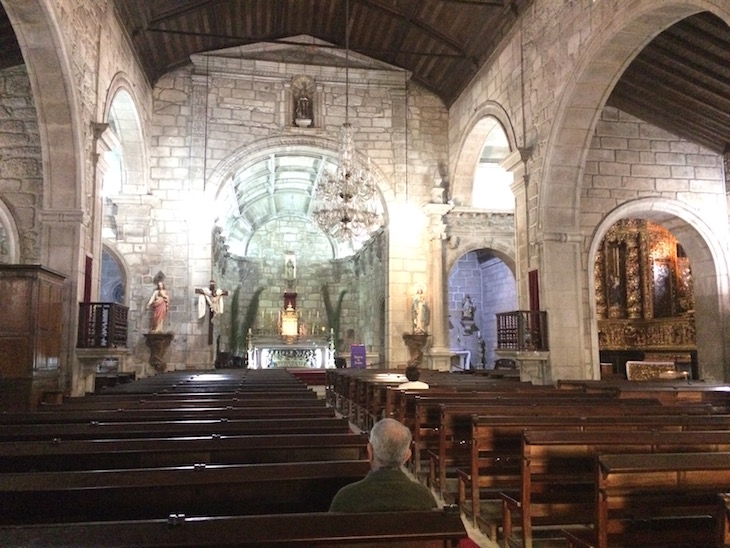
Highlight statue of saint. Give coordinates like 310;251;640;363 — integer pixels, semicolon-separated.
461;294;475;321
146;281;170;333
412;289;430;335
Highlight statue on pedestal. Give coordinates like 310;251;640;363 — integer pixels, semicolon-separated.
146;281;170;333
411;288;430;335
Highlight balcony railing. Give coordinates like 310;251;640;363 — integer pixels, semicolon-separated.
77;302;129;348
496;310;548;352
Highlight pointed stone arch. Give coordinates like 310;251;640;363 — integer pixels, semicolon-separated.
3;0;82;212
103;73;149;196
450;102;518;206
541;0;730;232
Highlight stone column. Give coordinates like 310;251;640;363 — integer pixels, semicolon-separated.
91;123;117;300
423;199;453;371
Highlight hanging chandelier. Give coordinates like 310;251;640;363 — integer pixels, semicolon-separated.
312;0;383;243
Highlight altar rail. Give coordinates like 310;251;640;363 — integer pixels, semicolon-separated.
496;310;548;351
77;302;129;348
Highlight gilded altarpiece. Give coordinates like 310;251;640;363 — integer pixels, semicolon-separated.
596;220;695;366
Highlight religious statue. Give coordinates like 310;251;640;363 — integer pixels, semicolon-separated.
461;294;475;321
146;280;170;333
295;95;311;121
285;252;297;281
197;280;227;319
196;280;229;346
412;288;430;335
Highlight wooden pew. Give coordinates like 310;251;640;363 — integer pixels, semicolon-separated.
0;432;369;472
460;413;730;538
503;429;730;548
562;452;730;548
0;405;335;426
76;387;319;401
718;492;730;547
0;459;371;525
557;379;730;408
0;415;353;441
0;508;468;547
49;392;321;409
426;397;708;496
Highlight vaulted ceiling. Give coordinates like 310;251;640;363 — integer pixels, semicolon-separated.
0;2;728;153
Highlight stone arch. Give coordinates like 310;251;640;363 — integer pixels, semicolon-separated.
445;237;515;276
541;0;730;232
447;244;518;369
3;0;82;211
206;134;395;257
0;198;20;263
588;198;730;381
103;73;148;195
100;243;131;306
207;134;396;207
450;102;519;205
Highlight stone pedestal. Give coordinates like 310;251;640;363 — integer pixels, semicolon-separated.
497;350;551;385
144;333;174;372
402;333;429;367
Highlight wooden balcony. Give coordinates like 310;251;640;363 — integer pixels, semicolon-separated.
77;302;129;348
496;310;548;352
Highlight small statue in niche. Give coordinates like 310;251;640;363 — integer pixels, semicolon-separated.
295;95;311;121
292;75;315;127
461;294;475;321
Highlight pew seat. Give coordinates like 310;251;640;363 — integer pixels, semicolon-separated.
0;460;370;524
563;452;730;548
0;508;468;547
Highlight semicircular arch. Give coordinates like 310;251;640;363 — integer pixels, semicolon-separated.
587;197;730;381
206;134;394;258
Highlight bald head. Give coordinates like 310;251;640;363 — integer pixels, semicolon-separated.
368;418;412;469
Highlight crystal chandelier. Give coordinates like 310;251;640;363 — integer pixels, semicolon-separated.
312;0;383;243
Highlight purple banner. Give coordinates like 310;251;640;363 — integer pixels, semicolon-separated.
350;344;367;369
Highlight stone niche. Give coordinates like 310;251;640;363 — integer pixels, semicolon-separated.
595;219;696;377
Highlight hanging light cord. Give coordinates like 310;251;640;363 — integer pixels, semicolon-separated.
345;0;350;126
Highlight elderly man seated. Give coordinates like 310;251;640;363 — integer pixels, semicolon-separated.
329;418;437;512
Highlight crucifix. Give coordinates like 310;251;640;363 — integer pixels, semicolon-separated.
195;280;229;345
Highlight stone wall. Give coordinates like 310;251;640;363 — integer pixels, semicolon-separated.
581;107;725;230
0;66;42;263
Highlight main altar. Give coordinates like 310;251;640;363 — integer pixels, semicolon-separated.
247;333;334;369
247;287;335;368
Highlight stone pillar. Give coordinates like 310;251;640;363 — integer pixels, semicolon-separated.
423;200;453;371
538;233;588;382
505;150;530;309
91;123;117;300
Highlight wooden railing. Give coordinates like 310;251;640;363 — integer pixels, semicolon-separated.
77;302;129;348
496;310;548;351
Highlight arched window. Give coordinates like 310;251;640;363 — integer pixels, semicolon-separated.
105;88;146;196
472;120;514;211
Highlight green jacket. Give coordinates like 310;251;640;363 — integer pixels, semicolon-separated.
329;467;438;512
